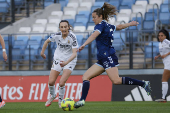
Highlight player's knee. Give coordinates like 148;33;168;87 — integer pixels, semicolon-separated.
49;82;55;86
59;81;65;87
82;75;90;81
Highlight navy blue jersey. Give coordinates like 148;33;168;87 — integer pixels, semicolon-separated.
94;20;116;60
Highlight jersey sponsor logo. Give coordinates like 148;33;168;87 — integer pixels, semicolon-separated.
58;43;71;48
72;41;77;46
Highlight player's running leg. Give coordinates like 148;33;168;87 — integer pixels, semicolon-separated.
106;67;151;96
74;64;105;109
45;70;60;107
45;85;56;107
58;69;72;108
155;69;170;102
58;86;65;108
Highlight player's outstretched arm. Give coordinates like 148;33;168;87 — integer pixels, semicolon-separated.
40;39;51;59
116;21;139;30
77;31;100;52
0;34;7;61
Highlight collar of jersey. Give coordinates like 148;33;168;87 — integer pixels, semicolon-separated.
99;20;106;24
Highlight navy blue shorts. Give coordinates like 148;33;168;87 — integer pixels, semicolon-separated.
96;54;119;70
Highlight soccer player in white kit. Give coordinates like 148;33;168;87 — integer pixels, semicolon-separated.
0;34;7;108
155;29;170;102
41;20;78;107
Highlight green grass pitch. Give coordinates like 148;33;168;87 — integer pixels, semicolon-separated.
1;101;170;113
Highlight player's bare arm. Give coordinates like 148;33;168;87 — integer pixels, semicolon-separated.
0;34;7;61
154;54;161;60
116;21;139;30
77;31;100;52
41;38;51;59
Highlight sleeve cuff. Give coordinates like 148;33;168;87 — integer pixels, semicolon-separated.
95;29;101;34
114;25;116;32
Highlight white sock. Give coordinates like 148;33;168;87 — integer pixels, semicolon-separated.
162;82;168;100
59;86;65;102
49;85;56;98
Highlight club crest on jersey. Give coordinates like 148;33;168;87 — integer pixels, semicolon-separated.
68;40;70;44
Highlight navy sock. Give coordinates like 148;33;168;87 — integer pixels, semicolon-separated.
122;77;145;87
0;95;2;102
80;80;90;101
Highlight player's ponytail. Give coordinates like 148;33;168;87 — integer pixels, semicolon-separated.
93;2;117;21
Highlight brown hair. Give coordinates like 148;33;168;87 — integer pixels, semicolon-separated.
93;2;117;21
59;20;73;31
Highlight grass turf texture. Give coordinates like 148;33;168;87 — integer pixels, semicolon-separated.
0;101;170;113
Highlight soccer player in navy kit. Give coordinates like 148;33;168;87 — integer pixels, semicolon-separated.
74;2;151;108
0;34;7;108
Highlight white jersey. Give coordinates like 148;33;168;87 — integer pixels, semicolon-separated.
49;31;78;63
159;39;170;63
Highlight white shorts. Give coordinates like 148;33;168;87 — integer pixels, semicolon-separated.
164;62;170;70
51;60;76;72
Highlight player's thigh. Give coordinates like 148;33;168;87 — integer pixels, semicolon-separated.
106;67;122;84
162;69;170;82
59;69;72;86
83;64;105;80
49;69;60;85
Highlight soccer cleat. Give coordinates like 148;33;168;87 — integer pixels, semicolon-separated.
155;99;167;103
45;95;56;107
0;101;5;108
74;100;85;109
143;81;152;96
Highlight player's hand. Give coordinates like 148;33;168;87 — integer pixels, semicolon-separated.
60;61;67;67
154;56;159;60
77;44;85;52
41;53;46;59
3;52;7;61
130;20;139;26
